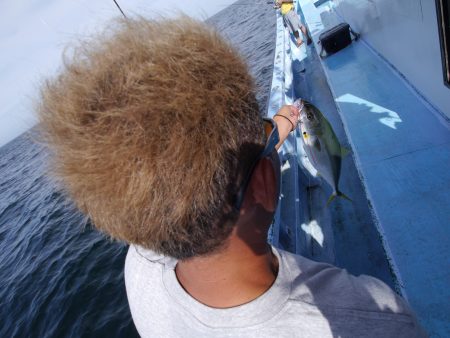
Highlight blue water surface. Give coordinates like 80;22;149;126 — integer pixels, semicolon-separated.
0;2;276;337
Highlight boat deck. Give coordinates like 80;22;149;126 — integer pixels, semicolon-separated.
269;1;450;336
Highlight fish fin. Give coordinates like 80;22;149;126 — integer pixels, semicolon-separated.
337;190;352;202
326;191;352;206
341;147;351;157
313;139;321;152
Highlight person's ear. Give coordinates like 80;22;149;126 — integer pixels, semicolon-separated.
242;157;278;213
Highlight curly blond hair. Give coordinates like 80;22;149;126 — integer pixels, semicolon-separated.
38;16;265;259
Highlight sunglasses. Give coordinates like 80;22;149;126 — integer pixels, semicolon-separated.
233;117;281;212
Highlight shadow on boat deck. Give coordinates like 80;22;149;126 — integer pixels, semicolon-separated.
276;22;398;292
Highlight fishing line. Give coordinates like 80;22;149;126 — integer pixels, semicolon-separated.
112;0;127;19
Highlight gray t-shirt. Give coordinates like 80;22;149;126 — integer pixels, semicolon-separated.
125;245;425;337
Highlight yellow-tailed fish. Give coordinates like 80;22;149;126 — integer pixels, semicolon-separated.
294;99;351;205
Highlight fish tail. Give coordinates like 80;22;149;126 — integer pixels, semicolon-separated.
326;191;352;206
341;147;351;157
337;190;352;202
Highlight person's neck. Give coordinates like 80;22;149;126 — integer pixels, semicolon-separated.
175;230;279;309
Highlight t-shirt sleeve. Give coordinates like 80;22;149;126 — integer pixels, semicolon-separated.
287;252;428;337
346;273;428;337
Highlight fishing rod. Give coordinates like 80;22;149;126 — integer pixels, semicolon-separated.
113;0;127;19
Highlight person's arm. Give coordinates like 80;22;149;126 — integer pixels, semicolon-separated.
273;105;299;150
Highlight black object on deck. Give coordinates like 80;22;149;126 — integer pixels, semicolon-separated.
318;22;359;58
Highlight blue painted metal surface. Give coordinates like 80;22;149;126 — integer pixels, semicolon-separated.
329;0;450;120
298;0;450;336
267;11;303;252
268;3;397;291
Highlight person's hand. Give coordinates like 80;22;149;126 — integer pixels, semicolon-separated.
273;105;300;149
274;105;300;131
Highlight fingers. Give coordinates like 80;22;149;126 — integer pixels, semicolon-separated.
276;105;300;130
290;105;300;129
289;105;299;118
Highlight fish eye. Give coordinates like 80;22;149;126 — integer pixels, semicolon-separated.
307;113;313;120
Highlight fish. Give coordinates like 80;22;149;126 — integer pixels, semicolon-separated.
294;99;351;205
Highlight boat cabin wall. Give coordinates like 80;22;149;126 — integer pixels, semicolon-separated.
331;0;450;119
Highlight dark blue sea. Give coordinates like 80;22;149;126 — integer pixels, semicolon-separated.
0;2;276;337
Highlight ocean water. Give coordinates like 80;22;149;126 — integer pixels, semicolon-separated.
0;2;276;337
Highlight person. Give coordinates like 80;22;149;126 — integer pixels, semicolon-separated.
38;17;426;337
275;0;312;47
